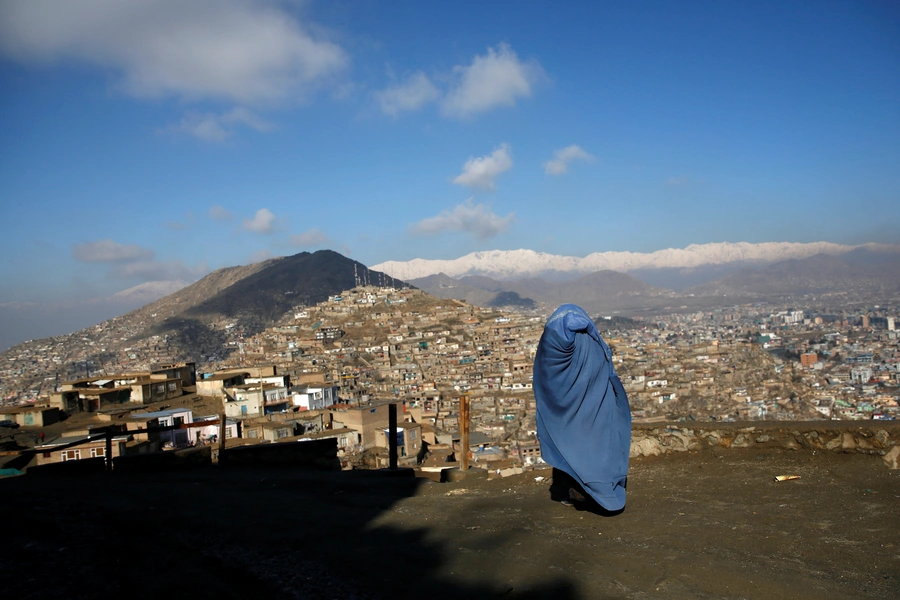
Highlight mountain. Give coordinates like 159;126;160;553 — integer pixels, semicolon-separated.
406;273;506;308
374;242;900;286
411;248;900;316
685;251;900;297
487;291;536;310
2;250;404;367
508;271;674;309
138;251;404;349
412;269;675;315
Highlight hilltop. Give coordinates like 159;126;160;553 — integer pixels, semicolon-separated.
4;443;899;599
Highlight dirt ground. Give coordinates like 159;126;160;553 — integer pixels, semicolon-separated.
2;447;898;599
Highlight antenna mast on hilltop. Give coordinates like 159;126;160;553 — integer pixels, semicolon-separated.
354;263;359;288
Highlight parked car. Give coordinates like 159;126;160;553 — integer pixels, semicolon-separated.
0;420;19;428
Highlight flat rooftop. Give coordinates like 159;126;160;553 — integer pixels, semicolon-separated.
3;445;898;599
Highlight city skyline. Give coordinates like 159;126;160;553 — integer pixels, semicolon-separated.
1;1;899;346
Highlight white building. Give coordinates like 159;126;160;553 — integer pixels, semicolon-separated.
133;408;195;447
291;385;340;411
851;367;873;385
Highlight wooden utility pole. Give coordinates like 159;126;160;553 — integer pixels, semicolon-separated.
105;429;113;471
218;412;227;463
389;403;398;470
459;395;469;471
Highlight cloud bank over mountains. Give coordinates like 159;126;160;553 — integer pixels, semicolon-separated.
373;241;900;281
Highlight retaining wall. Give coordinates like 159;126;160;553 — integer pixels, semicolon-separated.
630;421;900;469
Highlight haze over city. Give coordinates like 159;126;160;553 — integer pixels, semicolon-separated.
1;1;899;348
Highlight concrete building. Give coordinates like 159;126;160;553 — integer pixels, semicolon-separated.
151;362;196;388
132;408;196;447
331;402;395;450
0;405;62;427
224;382;291;418
34;432;132;466
291;384;340;411
193;415;240;444
197;372;248;398
128;376;183;404
800;353;818;368
50;379;132;413
376;421;423;463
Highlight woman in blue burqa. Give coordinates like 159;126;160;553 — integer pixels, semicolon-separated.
534;304;631;512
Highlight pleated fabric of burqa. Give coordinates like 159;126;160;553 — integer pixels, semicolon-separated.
534;304;632;510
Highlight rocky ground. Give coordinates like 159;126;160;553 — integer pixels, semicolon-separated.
2;445;898;599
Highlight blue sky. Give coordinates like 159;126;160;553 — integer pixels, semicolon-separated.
0;0;898;348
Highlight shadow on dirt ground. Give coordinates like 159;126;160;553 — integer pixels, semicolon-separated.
2;466;578;599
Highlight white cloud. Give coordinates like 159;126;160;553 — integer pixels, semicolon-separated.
246;249;276;264
290;228;329;247
165;107;274;142
374;71;440;116
209;205;234;221
243;208;277;234
411;199;514;240
110;259;207;282
0;0;348;104
453;144;513;192
544;145;595;175
71;238;206;283
442;43;543;117
72;239;153;262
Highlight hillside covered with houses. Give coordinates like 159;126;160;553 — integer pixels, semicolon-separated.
4;284;897;474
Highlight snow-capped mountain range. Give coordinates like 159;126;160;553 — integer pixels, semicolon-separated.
372;242;900;281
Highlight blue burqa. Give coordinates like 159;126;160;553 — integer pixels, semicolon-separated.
534;304;631;510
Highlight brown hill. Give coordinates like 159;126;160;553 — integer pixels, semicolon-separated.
409;273;529;309
0;250;405;383
412;270;676;315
